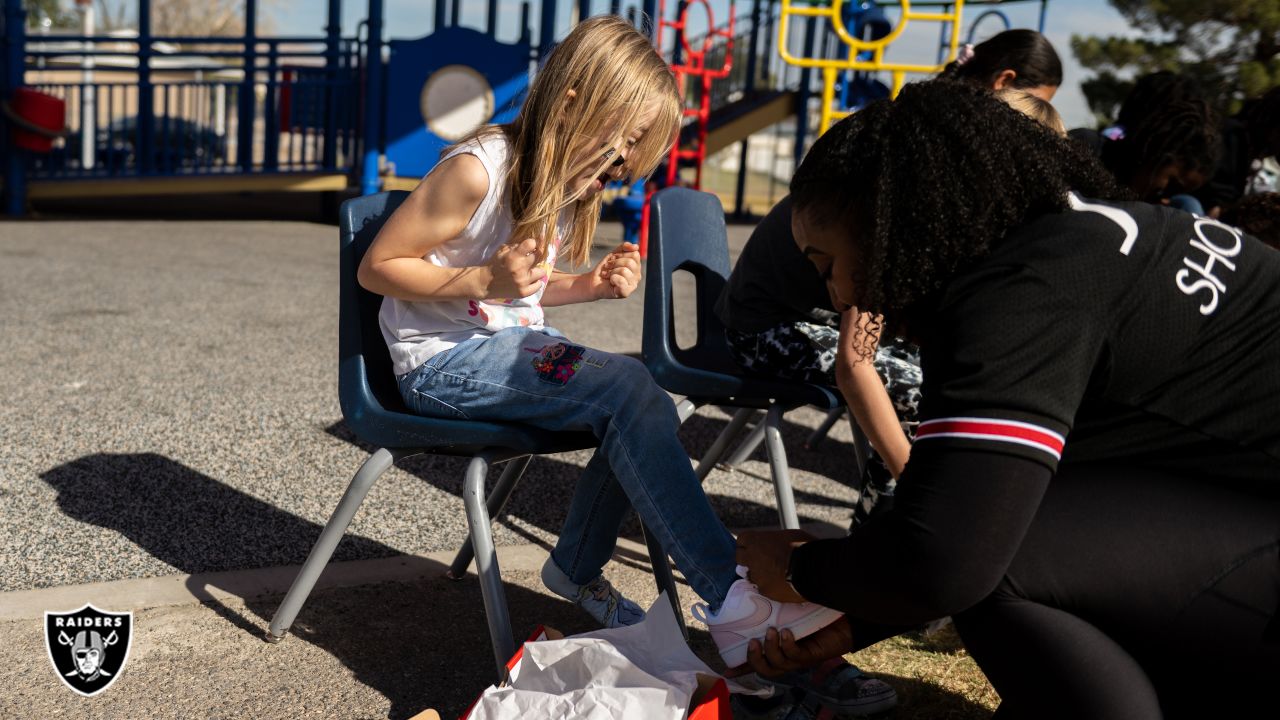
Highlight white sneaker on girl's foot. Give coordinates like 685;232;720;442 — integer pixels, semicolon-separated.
692;566;844;669
540;556;646;628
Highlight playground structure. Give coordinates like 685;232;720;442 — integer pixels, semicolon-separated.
778;0;1049;135
657;0;736;191
1;0;1050;218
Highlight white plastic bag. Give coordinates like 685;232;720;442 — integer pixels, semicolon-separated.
470;592;762;720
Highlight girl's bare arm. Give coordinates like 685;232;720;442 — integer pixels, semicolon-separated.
357;154;544;302
542;242;641;306
836;311;911;479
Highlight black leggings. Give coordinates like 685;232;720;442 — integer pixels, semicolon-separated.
952;466;1280;720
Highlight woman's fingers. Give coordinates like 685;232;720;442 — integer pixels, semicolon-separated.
744;637;783;677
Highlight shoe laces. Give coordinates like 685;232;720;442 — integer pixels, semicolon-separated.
582;576;616;602
579;576;622;622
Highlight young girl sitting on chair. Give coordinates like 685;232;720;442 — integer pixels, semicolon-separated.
357;15;841;668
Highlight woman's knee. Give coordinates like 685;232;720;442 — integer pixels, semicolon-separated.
954;583;1163;720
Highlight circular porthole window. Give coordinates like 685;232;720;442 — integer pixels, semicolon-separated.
420;65;495;141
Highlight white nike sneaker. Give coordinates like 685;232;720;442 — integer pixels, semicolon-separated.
692;566;845;668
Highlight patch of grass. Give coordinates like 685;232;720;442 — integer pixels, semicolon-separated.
848;625;999;719
686;616;997;718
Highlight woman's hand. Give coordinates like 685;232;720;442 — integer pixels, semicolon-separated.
592;242;641;299
725;617;856;678
485;237;547;299
734;529;816;604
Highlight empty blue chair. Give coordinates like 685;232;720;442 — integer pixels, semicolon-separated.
266;191;683;680
643;187;858;529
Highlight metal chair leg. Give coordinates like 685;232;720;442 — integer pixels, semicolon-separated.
447;455;533;580
725;413;767;467
639;521;689;640
461;452;516;682
804;407;846;450
763;405;801;530
695;407;754;480
267;447;407;642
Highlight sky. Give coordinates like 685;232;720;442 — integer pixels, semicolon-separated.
99;0;1141;128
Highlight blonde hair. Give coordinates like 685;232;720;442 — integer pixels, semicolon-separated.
452;16;680;266
995;88;1066;136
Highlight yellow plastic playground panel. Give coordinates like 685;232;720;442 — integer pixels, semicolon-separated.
779;0;967;132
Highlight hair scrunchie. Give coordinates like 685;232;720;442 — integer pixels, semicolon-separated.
955;43;976;67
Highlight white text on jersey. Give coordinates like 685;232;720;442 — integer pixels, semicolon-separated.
1175;218;1242;316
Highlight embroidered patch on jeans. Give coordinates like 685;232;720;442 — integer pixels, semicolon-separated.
531;342;585;385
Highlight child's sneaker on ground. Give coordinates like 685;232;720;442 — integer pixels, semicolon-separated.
733;676;895;720
540;556;645;628
692;565;845;668
754;658;898;716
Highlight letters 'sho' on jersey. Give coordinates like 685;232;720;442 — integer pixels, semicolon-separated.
916;196;1280;486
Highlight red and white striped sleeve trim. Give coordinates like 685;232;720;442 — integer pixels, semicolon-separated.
915;417;1066;461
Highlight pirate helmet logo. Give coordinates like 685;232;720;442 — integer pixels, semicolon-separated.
44;604;133;697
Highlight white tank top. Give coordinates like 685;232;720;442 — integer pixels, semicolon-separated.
378;133;569;376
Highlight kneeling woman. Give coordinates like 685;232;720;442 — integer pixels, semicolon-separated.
736;80;1280;720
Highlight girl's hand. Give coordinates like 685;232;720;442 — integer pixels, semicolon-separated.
486;237;547;299
593;242;641;299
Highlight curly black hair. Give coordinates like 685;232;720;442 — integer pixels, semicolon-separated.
1221;193;1280;250
1115;71;1204;132
941;29;1062;90
1102;73;1221;199
790;79;1124;344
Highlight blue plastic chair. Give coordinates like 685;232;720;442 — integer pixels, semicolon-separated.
642;187;853;529
265;191;684;680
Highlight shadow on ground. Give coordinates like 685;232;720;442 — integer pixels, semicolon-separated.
41;453;403;576
38;452;985;719
865;675;993;720
36;453;606;717
323;415;853;545
677;409;866;482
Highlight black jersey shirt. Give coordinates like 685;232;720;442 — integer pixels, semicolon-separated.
787;196;1280;624
914;195;1280;490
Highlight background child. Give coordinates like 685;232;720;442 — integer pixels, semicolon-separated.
1071;72;1221;211
944;28;1063;100
357;15;841;666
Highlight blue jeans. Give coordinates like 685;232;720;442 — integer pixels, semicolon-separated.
397;326;738;609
